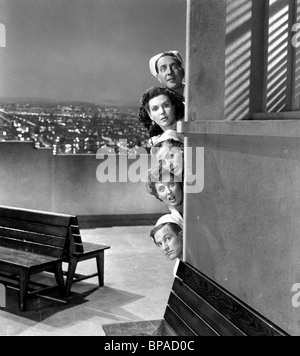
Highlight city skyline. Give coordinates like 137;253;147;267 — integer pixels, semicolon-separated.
0;0;187;107
0;99;149;155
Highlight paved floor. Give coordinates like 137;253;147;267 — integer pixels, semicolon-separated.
0;226;175;336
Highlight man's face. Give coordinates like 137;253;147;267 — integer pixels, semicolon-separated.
156;56;184;91
155;181;183;208
154;225;183;261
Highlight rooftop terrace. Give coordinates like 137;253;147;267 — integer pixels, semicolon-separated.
0;225;175;336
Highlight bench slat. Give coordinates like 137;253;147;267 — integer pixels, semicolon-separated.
0;246;63;268
72;233;82;243
167;292;219;336
0;206;73;227
172;278;246;336
71;226;81;236
0;227;66;248
71;242;111;255
155;320;177;336
164;306;196;336
70;216;79;226
80;242;110;253
74;242;84;253
177;262;288;336
72;232;84;253
0;216;68;237
0;236;64;258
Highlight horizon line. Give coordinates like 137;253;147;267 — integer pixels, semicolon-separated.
0;96;140;108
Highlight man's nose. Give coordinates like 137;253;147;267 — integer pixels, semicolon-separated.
162;241;169;251
166;65;173;75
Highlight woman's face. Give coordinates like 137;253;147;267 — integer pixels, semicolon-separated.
155;181;183;208
148;94;176;131
155;144;184;176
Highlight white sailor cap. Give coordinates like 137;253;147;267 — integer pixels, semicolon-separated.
150;129;184;156
155;214;179;227
149;51;184;78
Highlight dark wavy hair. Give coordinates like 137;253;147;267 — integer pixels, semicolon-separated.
138;87;185;138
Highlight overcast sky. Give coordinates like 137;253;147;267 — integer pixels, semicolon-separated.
0;0;187;106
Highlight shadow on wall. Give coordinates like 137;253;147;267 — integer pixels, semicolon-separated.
225;0;297;120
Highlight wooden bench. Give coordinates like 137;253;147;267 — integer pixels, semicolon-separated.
0;205;110;309
103;261;289;336
64;217;110;297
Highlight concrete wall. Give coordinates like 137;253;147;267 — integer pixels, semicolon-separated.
183;0;300;335
0;142;53;211
186;0;226;121
0;141;168;222
185;133;300;335
52;153;167;216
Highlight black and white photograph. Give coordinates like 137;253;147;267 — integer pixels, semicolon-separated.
0;0;299;339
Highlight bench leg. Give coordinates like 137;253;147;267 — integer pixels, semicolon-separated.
19;269;29;311
65;257;78;297
96;251;104;287
53;263;65;296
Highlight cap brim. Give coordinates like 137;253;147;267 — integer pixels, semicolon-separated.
155;214;178;226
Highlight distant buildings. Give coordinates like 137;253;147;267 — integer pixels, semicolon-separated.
0;102;150;154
